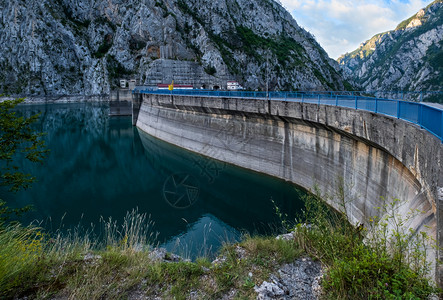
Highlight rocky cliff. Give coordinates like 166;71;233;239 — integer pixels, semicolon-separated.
0;0;349;96
338;0;443;102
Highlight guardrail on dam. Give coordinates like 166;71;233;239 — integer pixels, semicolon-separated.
132;91;442;286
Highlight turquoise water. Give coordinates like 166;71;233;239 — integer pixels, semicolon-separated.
3;102;306;258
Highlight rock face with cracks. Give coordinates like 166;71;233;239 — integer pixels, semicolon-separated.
0;0;349;96
254;257;323;300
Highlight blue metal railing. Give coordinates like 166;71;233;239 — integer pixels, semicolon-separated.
136;89;443;142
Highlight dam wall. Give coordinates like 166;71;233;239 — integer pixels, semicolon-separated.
109;89;133;116
136;93;442;285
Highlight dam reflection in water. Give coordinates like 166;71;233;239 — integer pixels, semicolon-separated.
7;103;305;258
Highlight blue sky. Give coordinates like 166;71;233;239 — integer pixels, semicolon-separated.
278;0;434;59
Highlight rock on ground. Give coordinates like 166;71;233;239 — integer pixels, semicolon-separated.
254;257;323;300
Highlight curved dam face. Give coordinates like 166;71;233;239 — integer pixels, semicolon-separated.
135;93;442;285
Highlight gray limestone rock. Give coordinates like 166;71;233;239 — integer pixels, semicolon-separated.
0;0;348;97
338;1;443;102
148;247;184;262
254;257;323;300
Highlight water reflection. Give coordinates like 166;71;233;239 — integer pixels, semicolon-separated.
5;103;305;258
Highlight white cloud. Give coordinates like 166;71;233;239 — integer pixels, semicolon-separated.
279;0;431;59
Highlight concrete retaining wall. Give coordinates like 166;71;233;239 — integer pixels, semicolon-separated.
136;93;442;285
110;89;133;102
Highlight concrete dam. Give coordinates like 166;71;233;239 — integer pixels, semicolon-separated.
132;92;442;285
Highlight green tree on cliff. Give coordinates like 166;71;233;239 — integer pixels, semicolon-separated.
0;97;48;222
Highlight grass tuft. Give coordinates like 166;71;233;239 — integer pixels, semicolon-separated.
0;223;44;297
292;188;441;299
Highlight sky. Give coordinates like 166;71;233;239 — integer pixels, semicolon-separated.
278;0;434;59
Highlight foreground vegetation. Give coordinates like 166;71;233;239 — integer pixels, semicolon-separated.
0;192;441;299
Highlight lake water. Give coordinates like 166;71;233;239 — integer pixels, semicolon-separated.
3;102;306;258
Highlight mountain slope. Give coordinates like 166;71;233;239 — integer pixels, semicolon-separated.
338;0;443;102
0;0;349;96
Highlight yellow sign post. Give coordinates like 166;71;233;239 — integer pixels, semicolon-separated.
168;80;174;91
